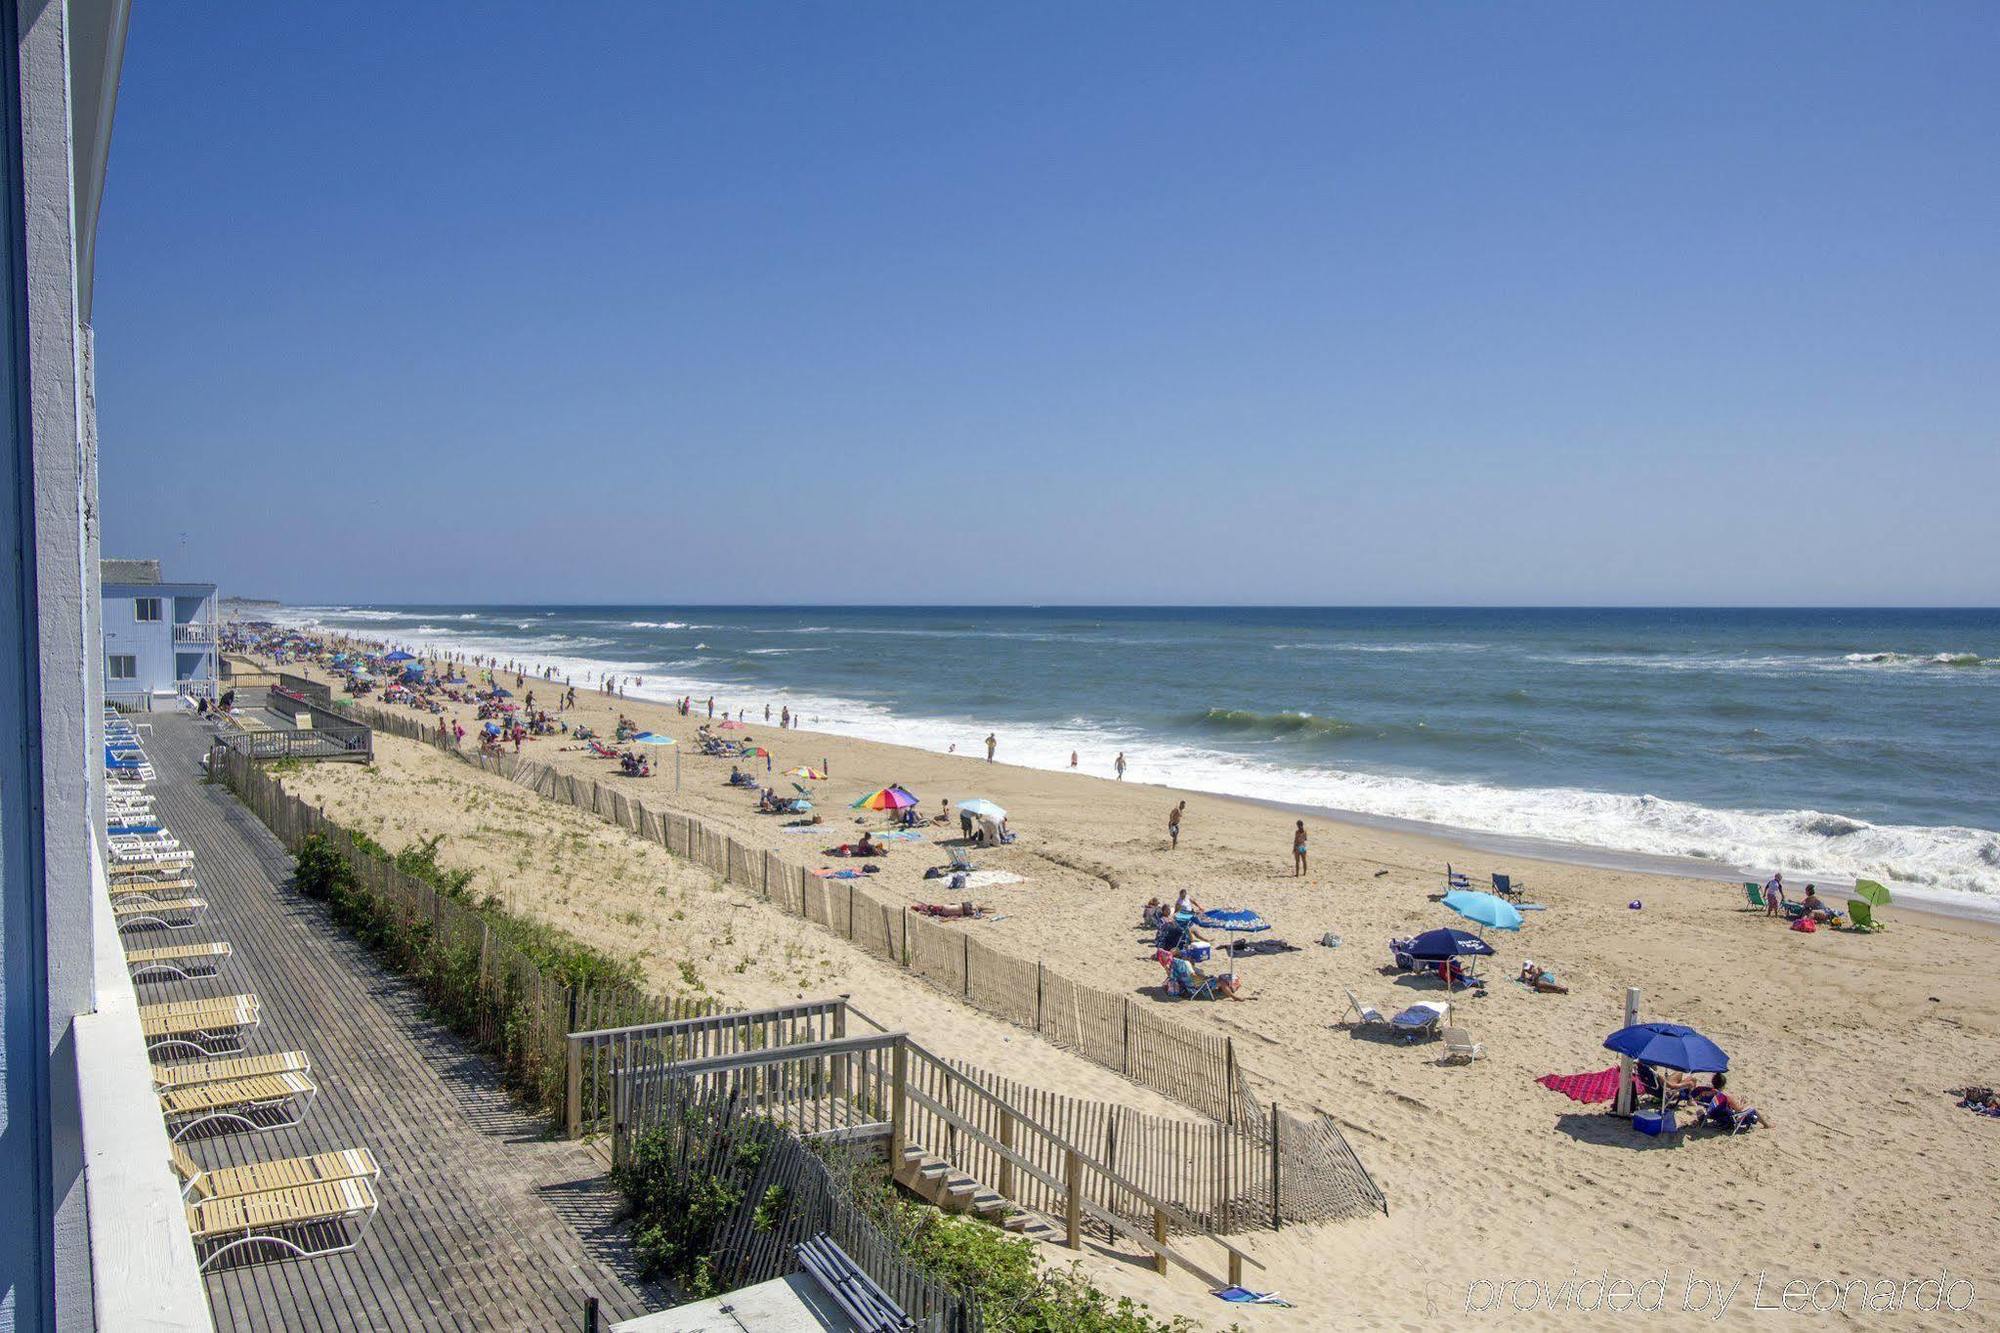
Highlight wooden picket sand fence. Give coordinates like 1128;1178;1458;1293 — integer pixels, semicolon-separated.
331;700;1389;1227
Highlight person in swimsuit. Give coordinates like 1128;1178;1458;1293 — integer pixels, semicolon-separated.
1293;821;1308;876
1168;801;1184;850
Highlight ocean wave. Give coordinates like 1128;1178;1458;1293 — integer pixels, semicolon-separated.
1843;650;1997;668
1188;707;1356;739
627;621;691;629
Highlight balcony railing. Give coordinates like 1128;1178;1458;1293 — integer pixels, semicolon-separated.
173;622;216;644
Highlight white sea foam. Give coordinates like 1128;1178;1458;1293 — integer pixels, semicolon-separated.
627;621;691;629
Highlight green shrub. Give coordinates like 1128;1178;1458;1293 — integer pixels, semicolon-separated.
292;831;352;901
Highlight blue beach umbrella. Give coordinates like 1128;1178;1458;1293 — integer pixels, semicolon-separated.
383;650;416;663
1442;889;1524;931
957;798;1007;819
1602;1022;1729;1074
1193;908;1272;975
1406;927;1496;960
631;732;675;744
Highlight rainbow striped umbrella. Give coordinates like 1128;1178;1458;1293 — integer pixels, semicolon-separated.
851;785;917;811
786;766;827;780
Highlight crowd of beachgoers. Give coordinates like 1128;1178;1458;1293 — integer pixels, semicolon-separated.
225;618;1999;1327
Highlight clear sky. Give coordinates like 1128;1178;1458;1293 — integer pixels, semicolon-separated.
94;3;1997;606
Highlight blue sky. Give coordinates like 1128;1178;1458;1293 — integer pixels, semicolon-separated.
95;3;1997;605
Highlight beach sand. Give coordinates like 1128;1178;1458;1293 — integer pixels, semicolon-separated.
261;652;2000;1328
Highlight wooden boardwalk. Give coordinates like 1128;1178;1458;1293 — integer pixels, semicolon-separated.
137;715;665;1331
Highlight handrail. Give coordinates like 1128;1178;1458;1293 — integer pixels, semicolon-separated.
898;1039;1263;1273
571;997;846;1043
648;1031;905;1078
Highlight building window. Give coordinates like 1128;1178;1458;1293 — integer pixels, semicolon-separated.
108;654;137;681
135;597;162;622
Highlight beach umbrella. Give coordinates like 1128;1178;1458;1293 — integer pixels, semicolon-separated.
718;719;744;730
957;798;1007;819
632;732;675;744
1405;927;1496;960
491;687;513;698
1852;879;1892;907
383;650;416;663
786;766;827;780
1442;889;1523;931
1602;1022;1729;1074
1193;908;1272;978
851;785;918;811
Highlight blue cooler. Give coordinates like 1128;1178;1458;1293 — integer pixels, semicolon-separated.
1633;1109;1678;1137
1180;940;1213;964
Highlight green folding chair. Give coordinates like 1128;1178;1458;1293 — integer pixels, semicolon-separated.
1743;882;1764;909
1844;898;1882;932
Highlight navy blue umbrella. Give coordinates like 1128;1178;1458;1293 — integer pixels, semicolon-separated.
1602;1022;1729;1074
1406;927;1496;960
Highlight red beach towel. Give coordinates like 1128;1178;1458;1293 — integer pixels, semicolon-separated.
1536;1067;1623;1104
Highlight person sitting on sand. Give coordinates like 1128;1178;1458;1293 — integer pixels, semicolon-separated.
856;832;882;857
1518;959;1569;993
1173;887;1203;920
1799;885;1833;922
1141;897;1167;929
1691;1073;1769;1129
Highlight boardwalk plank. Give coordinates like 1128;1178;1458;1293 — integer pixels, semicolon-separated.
140;717;664;1330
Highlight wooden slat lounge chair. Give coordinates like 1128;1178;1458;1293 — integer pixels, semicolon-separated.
107;876;199;903
160;1070;317;1140
125;940;231;982
154;1050;309;1092
109;859;189;879
174;1145;380;1271
114;896;207;933
141;993;259;1059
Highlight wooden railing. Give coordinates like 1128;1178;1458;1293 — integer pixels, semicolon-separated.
612;1027;1264;1292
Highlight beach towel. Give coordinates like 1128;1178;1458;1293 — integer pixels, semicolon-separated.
778;825;826;834
811;868;862;880
1536;1067;1623;1104
1214;1287;1293;1308
959;870;1025;889
869;829;925;842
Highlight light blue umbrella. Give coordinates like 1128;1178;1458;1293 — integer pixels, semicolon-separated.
631;732;675;744
1442;889;1523;931
958;798;1007;819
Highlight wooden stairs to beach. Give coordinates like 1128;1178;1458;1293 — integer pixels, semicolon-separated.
894;1143;1064;1244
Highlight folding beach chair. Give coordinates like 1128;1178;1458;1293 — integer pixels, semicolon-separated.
154;1050;310;1093
1444;863;1474;891
1743;882;1764;909
114;896;208;933
1439;1027;1487;1064
140;993;259;1059
160;1069;317;1140
1490;872;1524;899
174;1144;380;1271
1343;988;1388;1030
126;940;232;983
1843;899;1882;932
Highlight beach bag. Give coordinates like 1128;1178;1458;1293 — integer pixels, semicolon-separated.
1790;917;1817;933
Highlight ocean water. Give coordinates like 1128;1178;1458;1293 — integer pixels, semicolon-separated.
270;605;2000;909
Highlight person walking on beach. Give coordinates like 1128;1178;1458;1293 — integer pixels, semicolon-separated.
707;696;714;719
1764;872;1787;918
1070;751;1078;769
765;704;771;722
1115;752;1127;780
1292;821;1308;876
782;705;790;729
985;733;997;763
1168;801;1185;850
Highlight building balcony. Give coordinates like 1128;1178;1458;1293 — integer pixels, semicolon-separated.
173;622;216;645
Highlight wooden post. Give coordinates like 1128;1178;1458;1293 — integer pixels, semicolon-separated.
1223;1038;1238;1125
1270;1100;1282;1230
1035;960;1045;1033
1063;1148;1083;1249
1216;1120;1231;1232
1228;1249;1244;1288
1151;1207;1168;1276
1615;986;1640;1116
848;882;856;939
900;908;909;966
997;1111;1016;1201
831;1002;848;1106
962;933;971;998
1122;999;1132;1075
889;1039;909;1167
565;1036;583;1140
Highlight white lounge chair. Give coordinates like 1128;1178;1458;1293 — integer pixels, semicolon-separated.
1343;988;1388;1029
126;940;231;982
1439;1026;1486;1064
174;1144;380;1271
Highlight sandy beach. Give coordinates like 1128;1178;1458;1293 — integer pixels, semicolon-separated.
254;646;2000;1328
